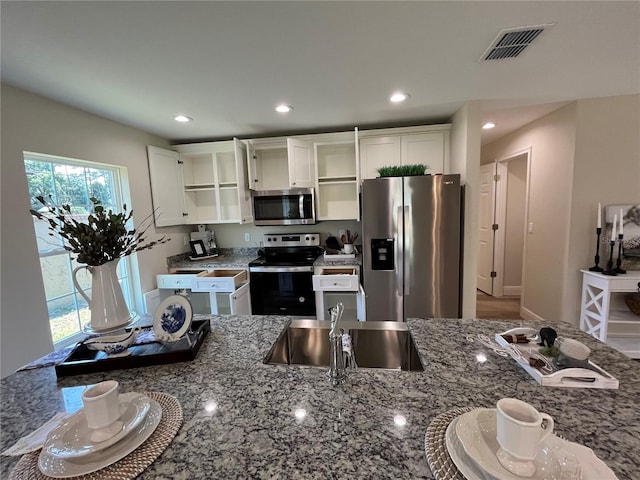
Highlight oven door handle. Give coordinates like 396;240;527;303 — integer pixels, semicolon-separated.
249;266;314;273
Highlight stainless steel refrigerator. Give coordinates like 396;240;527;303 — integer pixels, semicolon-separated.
362;174;462;321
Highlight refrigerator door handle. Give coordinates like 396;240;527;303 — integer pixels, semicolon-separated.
396;205;403;297
404;205;411;296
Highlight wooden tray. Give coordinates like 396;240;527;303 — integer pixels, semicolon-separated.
494;328;619;389
55;320;210;377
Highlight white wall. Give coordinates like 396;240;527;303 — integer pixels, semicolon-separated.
210;221;362;249
450;101;482;318
0;84;190;378
565;95;640;324
504;156;527;289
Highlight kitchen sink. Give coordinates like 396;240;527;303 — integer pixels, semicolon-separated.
264;319;424;371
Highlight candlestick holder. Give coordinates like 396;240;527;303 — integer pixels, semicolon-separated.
588;227;604;272
603;239;618;276
614;234;626;274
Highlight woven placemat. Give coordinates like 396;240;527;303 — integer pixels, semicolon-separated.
10;392;182;480
424;407;474;480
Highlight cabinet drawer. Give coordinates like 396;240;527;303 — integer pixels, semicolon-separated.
156;272;205;289
192;269;247;292
313;268;359;291
610;276;640;292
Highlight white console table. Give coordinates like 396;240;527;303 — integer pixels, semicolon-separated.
579;269;640;358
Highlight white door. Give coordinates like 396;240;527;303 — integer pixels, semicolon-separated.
146;146;186;227
230;282;251;314
287;138;314;188
477;163;497;294
234;138;253;223
359;136;401;180
245;142;259;190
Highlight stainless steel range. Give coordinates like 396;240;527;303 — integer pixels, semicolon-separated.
248;233;322;316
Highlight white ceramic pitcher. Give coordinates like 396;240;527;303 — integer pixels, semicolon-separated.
72;258;131;332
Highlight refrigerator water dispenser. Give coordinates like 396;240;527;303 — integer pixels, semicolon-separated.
371;239;394;270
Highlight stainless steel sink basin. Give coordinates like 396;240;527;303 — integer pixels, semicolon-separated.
264;319;424;371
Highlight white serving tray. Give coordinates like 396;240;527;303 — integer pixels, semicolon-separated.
494;328;619;389
323;252;356;260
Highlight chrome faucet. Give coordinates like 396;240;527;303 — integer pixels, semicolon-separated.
328;303;347;386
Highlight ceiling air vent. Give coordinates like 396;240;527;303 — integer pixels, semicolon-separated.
480;24;554;61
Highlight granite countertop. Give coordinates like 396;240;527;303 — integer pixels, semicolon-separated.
170;251;362;270
170;253;258;270
1;316;639;479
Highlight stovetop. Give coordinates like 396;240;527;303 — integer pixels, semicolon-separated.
248;233;322;267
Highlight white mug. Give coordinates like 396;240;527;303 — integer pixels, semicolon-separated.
82;380;121;430
496;398;554;461
343;244;354;254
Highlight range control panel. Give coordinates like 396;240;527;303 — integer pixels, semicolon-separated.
262;233;320;248
371;238;394;270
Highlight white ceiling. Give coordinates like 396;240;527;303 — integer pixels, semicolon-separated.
2;1;639;145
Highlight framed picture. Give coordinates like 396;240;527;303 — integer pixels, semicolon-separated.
605;204;640;269
189;240;207;257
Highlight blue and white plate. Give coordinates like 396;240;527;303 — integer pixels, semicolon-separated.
153;295;193;342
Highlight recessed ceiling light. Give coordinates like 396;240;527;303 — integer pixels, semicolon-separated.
482;122;496;129
174;115;193;123
390;92;410;103
275;104;293;113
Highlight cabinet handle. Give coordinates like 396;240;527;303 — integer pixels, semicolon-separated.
182;212;188;217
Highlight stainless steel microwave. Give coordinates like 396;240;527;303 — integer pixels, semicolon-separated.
252;188;316;226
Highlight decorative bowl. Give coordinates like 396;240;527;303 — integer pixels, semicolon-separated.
624;290;640;316
83;328;140;357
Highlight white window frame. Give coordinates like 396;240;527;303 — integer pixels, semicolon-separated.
24;152;134;349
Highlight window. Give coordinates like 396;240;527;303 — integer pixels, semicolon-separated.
24;153;133;348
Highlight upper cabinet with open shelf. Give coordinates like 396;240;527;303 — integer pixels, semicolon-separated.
148;124;450;225
147;139;252;226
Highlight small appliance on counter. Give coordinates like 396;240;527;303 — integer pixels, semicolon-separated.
189;225;218;260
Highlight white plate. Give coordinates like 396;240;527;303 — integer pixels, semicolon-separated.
44;393;150;459
445;417;485;480
38;398;161;478
455;408;580;480
153;295;193;341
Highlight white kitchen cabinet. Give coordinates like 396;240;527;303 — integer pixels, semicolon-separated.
579;269;640;358
245;136;315;190
359;126;450;180
147;146;187;227
287;138;314;188
313;265;365;321
155;268;251;315
314;129;360;221
147;139;252;226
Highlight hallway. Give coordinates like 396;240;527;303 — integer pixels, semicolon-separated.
476;290;523;320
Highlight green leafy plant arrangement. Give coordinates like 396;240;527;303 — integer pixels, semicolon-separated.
376;164;429;177
31;195;170;267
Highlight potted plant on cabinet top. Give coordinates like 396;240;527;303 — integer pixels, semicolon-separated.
31;195;170;332
376;164;429;177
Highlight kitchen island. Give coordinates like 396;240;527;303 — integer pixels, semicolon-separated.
1;316;639;479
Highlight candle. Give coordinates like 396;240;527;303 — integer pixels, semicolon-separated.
597;202;602;228
619;208;624;236
612;214;617;241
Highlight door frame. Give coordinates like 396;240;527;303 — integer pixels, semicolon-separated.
493;147;532;299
